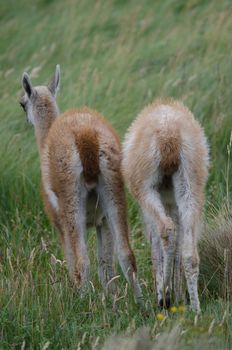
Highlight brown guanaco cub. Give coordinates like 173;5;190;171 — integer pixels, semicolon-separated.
20;65;143;306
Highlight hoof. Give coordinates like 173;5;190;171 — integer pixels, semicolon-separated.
159;295;171;309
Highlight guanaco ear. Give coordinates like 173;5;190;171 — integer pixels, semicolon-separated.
48;64;60;96
22;72;34;98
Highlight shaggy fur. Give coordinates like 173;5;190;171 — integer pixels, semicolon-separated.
20;66;143;306
122;98;209;312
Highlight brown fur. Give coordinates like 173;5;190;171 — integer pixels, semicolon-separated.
149;100;181;175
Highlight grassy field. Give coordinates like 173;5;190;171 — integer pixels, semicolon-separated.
0;0;232;348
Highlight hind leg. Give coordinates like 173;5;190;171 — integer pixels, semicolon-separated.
172;212;185;305
162;209;176;308
162;202;177;307
142;209;165;305
96;217;117;294
173;170;202;313
181;219;200;312
97;176;144;306
141;187;176;307
166;206;184;305
60;181;90;291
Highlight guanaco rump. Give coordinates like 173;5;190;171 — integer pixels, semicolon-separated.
20;65;143;306
122;99;209;312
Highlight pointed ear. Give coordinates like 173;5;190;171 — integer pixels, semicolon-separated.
22;72;34;98
48;64;60;96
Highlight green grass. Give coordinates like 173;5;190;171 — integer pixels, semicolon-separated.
0;0;232;348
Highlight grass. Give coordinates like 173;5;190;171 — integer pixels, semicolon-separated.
0;0;232;348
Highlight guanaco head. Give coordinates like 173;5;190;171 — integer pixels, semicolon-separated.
20;65;60;126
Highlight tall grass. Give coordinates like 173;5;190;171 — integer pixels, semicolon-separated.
0;0;232;348
102;325;226;350
200;204;232;300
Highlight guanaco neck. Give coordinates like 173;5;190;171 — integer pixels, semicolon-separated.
35;100;59;156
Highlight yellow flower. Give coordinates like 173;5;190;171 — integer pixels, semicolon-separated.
170;306;178;313
178;306;186;313
157;313;165;321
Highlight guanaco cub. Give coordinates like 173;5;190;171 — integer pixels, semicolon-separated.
20;66;143;305
122;99;209;312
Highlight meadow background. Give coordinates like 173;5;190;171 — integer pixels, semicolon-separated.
0;0;232;348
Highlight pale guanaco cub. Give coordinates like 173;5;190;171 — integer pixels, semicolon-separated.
20;65;143;306
122;99;209;312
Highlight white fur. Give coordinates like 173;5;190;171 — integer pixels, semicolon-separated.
47;189;59;211
41;146;59;211
122;132;137;157
26;99;35;125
